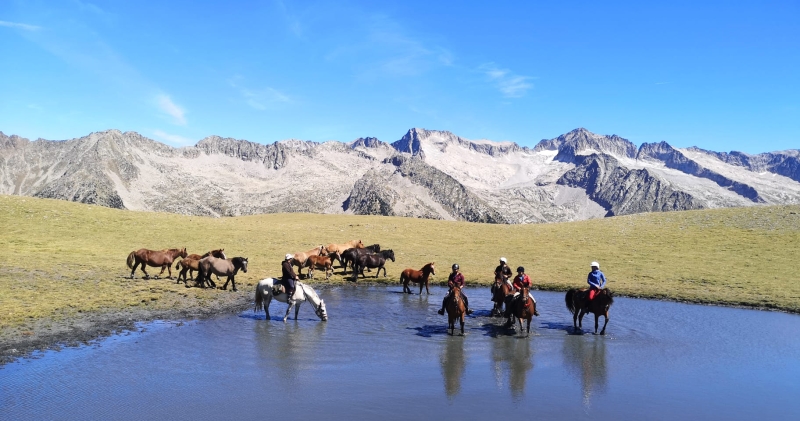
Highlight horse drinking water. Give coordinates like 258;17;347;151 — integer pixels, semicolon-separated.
126;248;188;279
254;278;328;322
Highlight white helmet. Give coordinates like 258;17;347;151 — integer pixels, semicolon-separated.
591;261;600;268
500;257;507;263
285;253;293;260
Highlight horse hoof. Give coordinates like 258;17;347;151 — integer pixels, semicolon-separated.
231;288;238;292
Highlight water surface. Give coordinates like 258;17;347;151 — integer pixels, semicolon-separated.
2;287;799;420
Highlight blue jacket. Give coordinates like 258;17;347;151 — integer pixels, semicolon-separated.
587;270;607;289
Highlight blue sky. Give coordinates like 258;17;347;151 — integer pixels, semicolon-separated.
1;0;798;153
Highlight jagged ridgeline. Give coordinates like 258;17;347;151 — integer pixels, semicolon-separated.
2;128;799;223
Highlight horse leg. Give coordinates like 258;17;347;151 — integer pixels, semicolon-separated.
283;301;294;322
594;313;600;334
460;315;465;336
130;260;139;279
166;263;174;280
295;301;301;320
264;296;272;320
155;264;166;279
140;262;150;280
600;311;609;335
230;276;237;292
578;310;586;329
572;310;579;331
526;317;531;336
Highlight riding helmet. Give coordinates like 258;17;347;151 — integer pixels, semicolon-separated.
452;263;459;270
591;261;600;268
285;253;293;260
500;257;507;263
517;266;524;273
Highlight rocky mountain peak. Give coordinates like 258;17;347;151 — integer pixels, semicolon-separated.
350;137;387;149
533;128;637;162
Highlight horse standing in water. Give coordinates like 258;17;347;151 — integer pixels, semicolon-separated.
565;288;614;335
400;262;436;295
196;256;248;291
253;278;328;322
126;248;187;279
511;286;537;336
491;273;513;316
446;285;466;336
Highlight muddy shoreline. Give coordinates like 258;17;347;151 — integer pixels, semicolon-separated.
3;280;797;366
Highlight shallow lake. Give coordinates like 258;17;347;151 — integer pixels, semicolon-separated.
2;286;800;420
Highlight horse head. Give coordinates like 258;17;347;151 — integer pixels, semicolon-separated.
180;248;188;258
354;240;364;249
234;257;248;273
384;249;395;262
424;262;435;276
316;299;328;321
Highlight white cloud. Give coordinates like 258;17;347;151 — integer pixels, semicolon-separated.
153;130;194;146
0;20;42;31
155;94;187;125
479;63;533;98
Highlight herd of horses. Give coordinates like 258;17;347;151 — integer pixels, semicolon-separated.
125;240;614;336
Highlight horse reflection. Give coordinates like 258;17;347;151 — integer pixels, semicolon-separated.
562;336;608;408
252;320;328;384
440;338;466;398
490;337;534;398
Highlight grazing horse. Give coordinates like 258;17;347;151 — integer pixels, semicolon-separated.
565;288;614;335
254;278;328;322
304;253;336;280
400;262;436;295
196;256;248;291
511;286;537;336
446;285;466;336
491;274;513;316
325;240;364;268
126;248;187;279
175;249;226;284
291;245;326;277
352;250;395;279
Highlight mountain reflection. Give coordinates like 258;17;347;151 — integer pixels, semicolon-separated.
562;336;608;407
491;337;534;399
440;337;466;398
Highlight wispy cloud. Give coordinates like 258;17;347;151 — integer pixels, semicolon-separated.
229;77;291;110
655;81;670;85
155;94;187;125
0;20;42;31
479;63;533;98
153;130;194;146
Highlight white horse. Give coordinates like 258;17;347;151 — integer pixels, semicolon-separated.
254;278;328;322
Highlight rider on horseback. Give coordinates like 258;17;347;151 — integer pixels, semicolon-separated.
492;257;513;296
438;264;474;315
282;253;298;302
504;266;539;319
585;261;607;308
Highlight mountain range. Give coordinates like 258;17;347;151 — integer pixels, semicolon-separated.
2;127;799;223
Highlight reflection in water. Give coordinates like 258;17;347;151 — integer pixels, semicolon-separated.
562;336;608;408
440;337;466;398
491;337;534;399
252;319;328;385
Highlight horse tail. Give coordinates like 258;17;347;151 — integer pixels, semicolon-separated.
565;288;577;314
399;271;406;284
126;251;135;269
254;282;264;313
196;264;206;286
174;258;182;271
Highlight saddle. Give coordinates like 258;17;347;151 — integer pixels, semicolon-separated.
272;284;285;296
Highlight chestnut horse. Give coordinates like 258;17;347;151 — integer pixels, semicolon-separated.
126;248;187;279
196;256;248;291
491;274;513;317
511;286;537;336
446;285;466;336
291;245;326;277
175;249;226;284
325;240;364;268
400;262;436;294
304;253;336;280
565;288;614;335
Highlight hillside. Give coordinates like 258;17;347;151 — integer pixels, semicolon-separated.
2;128;800;223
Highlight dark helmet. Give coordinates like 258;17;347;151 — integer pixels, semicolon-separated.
452;263;459;270
517;266;524;273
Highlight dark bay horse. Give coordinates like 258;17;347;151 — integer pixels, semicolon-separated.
566;288;614;335
126;248;187;279
175;249;226;284
325;240;364;268
352;250;395;280
196;256;248;291
511;286;537;336
491;274;513;316
446;285;466;336
400;262;435;294
340;246;379;273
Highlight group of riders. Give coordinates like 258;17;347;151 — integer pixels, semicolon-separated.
277;251;608;317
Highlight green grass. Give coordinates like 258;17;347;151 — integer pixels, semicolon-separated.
1;194;799;332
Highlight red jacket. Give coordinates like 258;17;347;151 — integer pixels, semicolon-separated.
513;273;530;290
448;272;465;288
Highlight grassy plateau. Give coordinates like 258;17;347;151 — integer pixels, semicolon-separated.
1;194;799;337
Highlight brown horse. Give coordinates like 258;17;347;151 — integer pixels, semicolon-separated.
491;274;513;316
400;262;436;294
291;245;326;277
175;249;226;284
446;285;466;336
304;253;336;280
325;240;364;267
126;248;187;279
565;288;614;335
511;286;537;336
196;256;249;291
